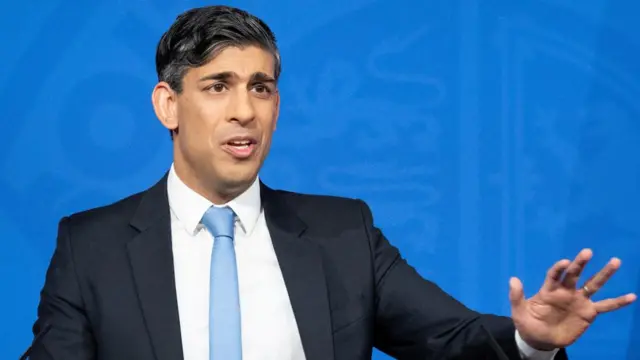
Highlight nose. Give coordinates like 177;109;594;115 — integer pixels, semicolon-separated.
229;89;256;126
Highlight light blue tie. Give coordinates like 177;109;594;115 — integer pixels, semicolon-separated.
201;206;242;360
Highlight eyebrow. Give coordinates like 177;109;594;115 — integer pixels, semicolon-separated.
251;72;276;83
198;71;276;83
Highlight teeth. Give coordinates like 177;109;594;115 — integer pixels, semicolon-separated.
229;140;251;146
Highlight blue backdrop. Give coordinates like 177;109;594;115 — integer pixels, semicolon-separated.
2;0;638;358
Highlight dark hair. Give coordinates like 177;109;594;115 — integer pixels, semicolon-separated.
155;5;281;93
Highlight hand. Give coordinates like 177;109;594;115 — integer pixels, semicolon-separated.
508;248;636;351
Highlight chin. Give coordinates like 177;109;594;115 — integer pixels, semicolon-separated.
218;168;258;188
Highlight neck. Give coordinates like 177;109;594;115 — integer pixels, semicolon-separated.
172;158;252;206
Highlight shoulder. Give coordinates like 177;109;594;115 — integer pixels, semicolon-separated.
60;174;168;237
263;186;375;228
59;189;145;237
275;188;363;210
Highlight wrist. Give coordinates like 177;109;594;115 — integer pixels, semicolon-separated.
519;334;557;352
525;341;556;351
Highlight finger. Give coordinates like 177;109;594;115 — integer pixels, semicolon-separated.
509;277;526;311
561;248;593;288
581;257;621;296
594;293;637;313
543;259;571;291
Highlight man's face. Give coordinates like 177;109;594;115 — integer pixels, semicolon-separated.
159;45;279;199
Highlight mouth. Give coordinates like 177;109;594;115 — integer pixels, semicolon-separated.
221;136;258;159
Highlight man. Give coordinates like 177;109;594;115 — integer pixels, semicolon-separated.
28;5;635;360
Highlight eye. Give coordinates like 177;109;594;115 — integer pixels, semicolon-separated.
207;83;227;92
252;84;270;93
251;83;274;98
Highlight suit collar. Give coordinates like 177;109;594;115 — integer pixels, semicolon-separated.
131;172;298;235
129;172;169;232
259;181;307;236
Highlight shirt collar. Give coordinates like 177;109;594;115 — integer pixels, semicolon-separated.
166;164;262;236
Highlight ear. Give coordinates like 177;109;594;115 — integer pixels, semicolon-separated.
151;82;179;133
273;90;280;130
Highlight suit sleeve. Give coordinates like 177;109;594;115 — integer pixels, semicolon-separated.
30;216;96;359
357;200;533;359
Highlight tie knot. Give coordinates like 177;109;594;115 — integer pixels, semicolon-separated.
201;206;235;238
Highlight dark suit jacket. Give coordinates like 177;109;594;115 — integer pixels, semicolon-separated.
29;174;568;360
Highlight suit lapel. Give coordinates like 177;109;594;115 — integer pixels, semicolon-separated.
261;183;335;360
127;174;184;360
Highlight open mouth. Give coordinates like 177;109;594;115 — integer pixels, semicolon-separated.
222;138;257;159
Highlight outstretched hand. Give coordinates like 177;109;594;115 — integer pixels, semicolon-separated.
508;248;636;351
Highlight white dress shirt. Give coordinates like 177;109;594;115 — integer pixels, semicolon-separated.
166;164;557;360
167;165;306;360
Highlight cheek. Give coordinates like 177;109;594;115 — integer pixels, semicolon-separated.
178;108;221;154
258;104;278;132
179;94;221;125
260;126;276;152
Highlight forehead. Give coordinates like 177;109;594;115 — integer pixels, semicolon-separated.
186;45;275;80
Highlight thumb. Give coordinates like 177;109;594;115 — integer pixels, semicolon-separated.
509;277;526;310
